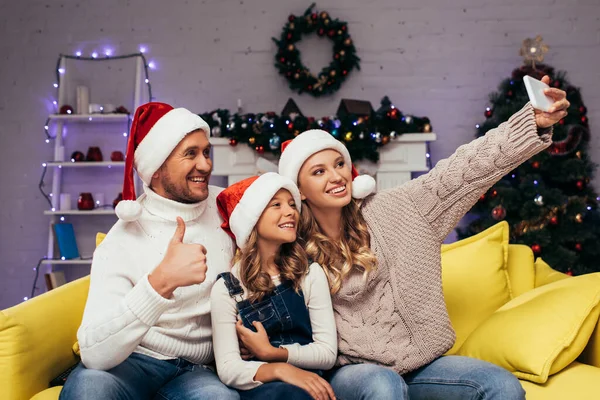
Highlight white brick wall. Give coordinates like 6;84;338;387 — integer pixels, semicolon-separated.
1;0;599;308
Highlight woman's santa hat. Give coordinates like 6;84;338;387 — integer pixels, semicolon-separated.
115;102;210;221
278;129;376;199
216;172;302;249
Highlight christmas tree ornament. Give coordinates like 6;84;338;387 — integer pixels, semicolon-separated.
269;135;282;150
575;243;582;252
249;136;256;145
519;35;549;69
484;107;493;118
382;136;390;145
575;213;583;223
566;269;574;276
531;243;542;255
77;193;95;211
390;131;397;139
404;115;412;124
211;126;222;137
256;145;265;154
423;123;432;133
490;189;498;198
550;216;558;225
576;180;585;190
532;161;540;169
344;131;353;142
359;132;365;140
579;106;587;115
491;205;507;220
534;194;544;206
229;138;238;146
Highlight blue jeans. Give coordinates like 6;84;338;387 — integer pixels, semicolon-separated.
326;356;525;400
59;352;239;400
238;381;312;400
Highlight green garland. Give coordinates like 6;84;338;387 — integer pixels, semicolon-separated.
199;97;432;163
273;3;360;97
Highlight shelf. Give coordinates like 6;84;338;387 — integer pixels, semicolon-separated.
44;209;116;216
45;161;125;168
48;114;130;123
41;259;92;265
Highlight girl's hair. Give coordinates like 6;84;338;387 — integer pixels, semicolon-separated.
233;228;309;303
299;198;377;295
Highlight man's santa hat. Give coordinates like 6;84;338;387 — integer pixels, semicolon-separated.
115;102;210;221
278;129;376;199
216;172;302;249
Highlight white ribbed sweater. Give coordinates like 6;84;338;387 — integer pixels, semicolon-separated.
77;185;235;370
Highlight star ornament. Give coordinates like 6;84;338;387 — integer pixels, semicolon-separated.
520;35;549;68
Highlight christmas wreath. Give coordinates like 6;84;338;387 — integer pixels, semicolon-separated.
273;3;360;97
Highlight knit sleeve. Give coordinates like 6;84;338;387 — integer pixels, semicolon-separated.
403;102;553;242
77;240;175;370
210;279;266;390
280;263;337;370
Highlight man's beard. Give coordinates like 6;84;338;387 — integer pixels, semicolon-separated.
160;172;209;204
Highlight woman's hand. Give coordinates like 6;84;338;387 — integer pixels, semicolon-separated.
274;364;336;400
534;75;570;129
236;320;288;362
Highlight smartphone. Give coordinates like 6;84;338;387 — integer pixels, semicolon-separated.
523;75;554;112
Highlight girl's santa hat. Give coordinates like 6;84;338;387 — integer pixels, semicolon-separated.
278;129;376;199
216;172;302;248
115;102;210;221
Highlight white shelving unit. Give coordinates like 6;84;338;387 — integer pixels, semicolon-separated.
43;55;147;268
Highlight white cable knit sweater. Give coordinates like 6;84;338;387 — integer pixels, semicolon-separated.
77;185;235;370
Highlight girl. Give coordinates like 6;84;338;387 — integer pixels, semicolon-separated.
211;172;337;400
271;76;569;400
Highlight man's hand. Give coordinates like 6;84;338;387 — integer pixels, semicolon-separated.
534;75;570;129
148;217;208;298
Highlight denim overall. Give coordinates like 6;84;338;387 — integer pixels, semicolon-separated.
217;272;313;348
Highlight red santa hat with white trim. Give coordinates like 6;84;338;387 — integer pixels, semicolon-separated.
216;172;302;249
278;129;376;199
115;102;210;221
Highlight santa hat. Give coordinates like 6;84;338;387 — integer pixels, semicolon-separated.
278;129;376;199
115;102;210;221
216;172;302;249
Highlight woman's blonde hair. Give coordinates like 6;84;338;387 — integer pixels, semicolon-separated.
233;228;309;303
299;199;377;295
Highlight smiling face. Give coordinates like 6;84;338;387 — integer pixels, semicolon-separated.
151;129;212;203
255;188;300;246
297;149;353;210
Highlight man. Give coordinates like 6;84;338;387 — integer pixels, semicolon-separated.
60;102;239;400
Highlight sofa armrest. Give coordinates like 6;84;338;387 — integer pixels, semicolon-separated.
0;276;89;400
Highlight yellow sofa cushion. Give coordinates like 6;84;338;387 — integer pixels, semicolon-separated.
506;245;536;298
520;361;600;400
456;273;600;383
441;221;511;354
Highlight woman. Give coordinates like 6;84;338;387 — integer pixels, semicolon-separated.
271;76;568;399
211;172;337;400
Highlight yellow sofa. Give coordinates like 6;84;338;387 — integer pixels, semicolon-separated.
2;243;600;399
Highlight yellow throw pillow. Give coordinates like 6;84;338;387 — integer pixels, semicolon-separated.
456;273;600;383
441;221;512;354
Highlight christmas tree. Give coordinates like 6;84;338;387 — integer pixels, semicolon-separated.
458;36;600;276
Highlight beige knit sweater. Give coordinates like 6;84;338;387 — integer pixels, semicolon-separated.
333;103;553;374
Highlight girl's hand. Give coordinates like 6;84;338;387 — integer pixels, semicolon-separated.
236;320;276;361
275;364;336;400
534;75;570;129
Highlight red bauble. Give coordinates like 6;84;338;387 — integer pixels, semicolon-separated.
341;24;347;31
286;33;292;40
558;119;565;125
78;193;95;211
256;145;265;154
579;106;587;115
311;13;318;20
229;138;238;146
576;180;585;190
318;28;325;36
552;80;562;88
550;216;558;225
307;85;313;91
287;122;294;130
328;30;335;37
581;116;588;124
86;146;103;162
113;192;123;209
490;189;498;198
532;161;540;169
479;194;486;202
110;151;124;161
279;57;286;63
485;108;493;118
307;117;315;124
342;70;348;76
390;109;399;119
491;205;506;221
506;90;514;98
288;15;295;22
575;243;583;251
566;269;574;276
59;105;74;115
531;244;541;255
